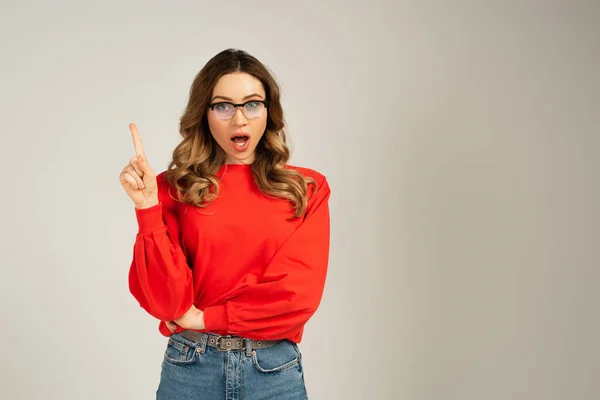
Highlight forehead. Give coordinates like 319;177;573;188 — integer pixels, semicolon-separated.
212;72;265;100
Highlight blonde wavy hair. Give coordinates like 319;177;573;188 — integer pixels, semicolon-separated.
164;49;316;218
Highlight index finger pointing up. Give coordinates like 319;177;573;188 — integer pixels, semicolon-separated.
129;123;145;157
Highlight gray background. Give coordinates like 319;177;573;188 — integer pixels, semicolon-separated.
1;1;599;399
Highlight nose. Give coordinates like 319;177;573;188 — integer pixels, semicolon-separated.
231;107;248;125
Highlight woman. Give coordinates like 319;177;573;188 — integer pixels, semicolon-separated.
119;48;331;399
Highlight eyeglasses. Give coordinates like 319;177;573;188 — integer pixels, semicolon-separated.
208;100;269;120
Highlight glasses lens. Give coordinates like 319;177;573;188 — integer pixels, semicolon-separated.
214;103;234;120
244;101;265;119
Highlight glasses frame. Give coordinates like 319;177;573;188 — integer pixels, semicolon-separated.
208;99;270;120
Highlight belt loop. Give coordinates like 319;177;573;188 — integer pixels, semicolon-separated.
198;332;208;354
245;338;253;357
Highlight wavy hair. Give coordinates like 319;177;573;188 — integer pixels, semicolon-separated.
163;49;316;218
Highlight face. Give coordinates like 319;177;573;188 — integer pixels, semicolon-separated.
207;72;268;164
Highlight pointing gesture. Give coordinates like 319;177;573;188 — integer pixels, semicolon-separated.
120;123;159;209
131;122;146;158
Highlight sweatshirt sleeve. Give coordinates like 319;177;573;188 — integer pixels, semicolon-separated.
127;173;194;322
202;176;331;338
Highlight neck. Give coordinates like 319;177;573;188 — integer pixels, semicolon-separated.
225;155;255;165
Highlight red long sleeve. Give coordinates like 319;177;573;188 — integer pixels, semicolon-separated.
128;176;194;322
127;164;331;342
203;178;330;341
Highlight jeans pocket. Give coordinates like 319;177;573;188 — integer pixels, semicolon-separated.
163;336;197;365
251;340;300;373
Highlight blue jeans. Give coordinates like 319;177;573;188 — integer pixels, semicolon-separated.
156;332;309;399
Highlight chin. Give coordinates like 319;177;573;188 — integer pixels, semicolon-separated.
226;151;256;164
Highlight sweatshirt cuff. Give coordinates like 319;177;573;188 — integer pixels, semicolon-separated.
203;304;229;332
135;202;165;233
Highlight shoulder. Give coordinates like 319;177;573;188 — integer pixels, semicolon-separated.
285;164;330;200
156;170;169;184
155;171;179;207
155;171;170;191
285;165;329;188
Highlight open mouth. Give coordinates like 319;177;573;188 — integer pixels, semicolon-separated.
231;134;250;147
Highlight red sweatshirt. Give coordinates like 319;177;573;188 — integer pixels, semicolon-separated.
128;163;331;342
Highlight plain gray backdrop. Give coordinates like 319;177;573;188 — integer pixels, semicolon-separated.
1;1;598;399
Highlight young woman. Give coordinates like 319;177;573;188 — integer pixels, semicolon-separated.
119;48;331;399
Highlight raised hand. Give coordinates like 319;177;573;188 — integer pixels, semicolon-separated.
119;123;159;209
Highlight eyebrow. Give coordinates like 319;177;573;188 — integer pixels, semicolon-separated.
210;93;264;102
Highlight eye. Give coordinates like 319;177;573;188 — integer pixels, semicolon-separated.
214;103;232;111
246;101;260;109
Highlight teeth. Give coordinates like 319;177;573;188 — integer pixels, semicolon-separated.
235;141;246;147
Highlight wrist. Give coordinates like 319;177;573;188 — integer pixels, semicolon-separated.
135;199;159;210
